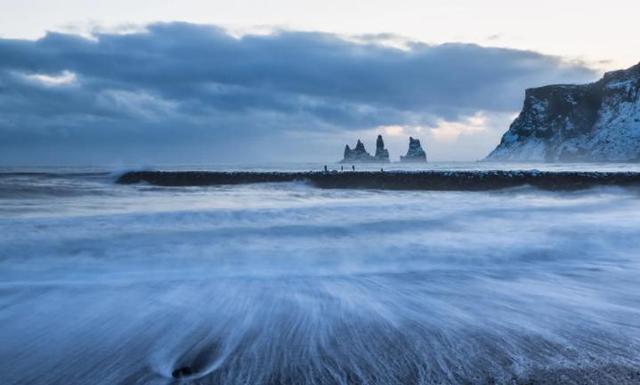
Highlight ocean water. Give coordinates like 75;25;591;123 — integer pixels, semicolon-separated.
1;164;640;385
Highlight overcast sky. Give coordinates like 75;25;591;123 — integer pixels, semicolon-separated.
0;0;637;165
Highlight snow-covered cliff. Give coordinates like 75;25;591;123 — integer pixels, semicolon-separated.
487;62;640;162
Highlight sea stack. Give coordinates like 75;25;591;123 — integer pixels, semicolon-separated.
341;136;390;163
400;137;427;162
374;135;390;162
341;139;374;163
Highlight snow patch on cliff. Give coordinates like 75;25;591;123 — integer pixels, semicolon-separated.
486;62;640;162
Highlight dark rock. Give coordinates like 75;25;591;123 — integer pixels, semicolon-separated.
172;366;193;378
400;137;427;162
487;62;640;162
341;139;375;163
374;135;390;162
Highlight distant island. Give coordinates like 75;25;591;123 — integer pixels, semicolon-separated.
341;135;427;163
487;62;640;162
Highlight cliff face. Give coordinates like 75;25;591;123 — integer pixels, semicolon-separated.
486;62;640;162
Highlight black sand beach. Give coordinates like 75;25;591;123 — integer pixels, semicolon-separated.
118;170;640;191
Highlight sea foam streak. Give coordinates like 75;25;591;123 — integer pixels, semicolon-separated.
1;170;640;384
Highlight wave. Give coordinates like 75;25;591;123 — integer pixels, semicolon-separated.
1;172;640;384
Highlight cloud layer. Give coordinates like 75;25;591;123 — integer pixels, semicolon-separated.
0;22;597;164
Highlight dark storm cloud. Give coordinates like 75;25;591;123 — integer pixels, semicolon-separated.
0;22;596;164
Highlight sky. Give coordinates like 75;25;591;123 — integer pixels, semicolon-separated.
0;0;638;165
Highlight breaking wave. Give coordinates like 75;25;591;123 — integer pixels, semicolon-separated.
1;169;640;384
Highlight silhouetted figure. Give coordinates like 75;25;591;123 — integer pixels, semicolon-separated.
324;165;328;173
341;165;344;171
381;168;384;172
352;165;355;171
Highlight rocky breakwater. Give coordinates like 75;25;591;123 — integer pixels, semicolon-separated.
117;170;640;191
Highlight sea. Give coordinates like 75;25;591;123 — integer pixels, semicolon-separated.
1;162;640;385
